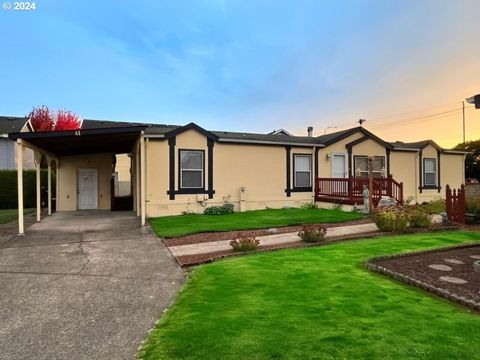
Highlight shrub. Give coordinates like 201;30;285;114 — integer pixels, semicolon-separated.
465;197;480;216
29;106;54;131
419;199;445;214
204;204;234;215
230;235;259;252
407;207;433;228
55;109;82;130
301;202;319;210
298;224;327;243
372;206;408;232
0;170;55;209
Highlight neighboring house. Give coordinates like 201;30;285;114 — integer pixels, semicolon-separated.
0;116;35;169
9;120;466;226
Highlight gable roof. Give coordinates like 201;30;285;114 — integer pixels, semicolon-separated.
268;129;293;136
316;126;393;149
2;115;461;152
0;116;28;135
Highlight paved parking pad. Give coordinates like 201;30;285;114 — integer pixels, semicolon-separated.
0;211;184;360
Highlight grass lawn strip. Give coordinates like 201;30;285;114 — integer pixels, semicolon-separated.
139;231;480;360
0;208;35;224
150;208;363;238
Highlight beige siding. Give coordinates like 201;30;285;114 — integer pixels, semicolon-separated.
57;153;112;211
318;133;363;177
115;153;131;196
145;129;315;216
390;151;417;202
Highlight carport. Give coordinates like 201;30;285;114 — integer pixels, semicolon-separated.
9;125;148;234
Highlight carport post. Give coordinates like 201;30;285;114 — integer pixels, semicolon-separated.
35;152;41;222
136;141;140;217
47;156;52;216
140;133;146;226
16;140;24;234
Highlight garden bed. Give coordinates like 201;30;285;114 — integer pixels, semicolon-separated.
175;224;459;266
367;243;480;311
164;218;372;246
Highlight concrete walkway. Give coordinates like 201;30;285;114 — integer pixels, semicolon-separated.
169;223;379;257
0;211;184;360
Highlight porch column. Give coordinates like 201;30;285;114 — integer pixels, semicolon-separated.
35;151;41;222
16;140;24;235
136;141;141;217
47;156;52;216
55;159;59;212
140;133;146;226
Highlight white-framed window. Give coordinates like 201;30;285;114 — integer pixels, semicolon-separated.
423;158;437;186
294;154;312;188
180;150;204;189
354;156;385;178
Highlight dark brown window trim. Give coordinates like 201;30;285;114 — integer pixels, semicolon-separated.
292;153;313;191
178;148;205;192
168;137;176;200
285;146;291;197
420;156;441;191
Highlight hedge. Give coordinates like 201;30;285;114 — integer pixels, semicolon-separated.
0;170;56;209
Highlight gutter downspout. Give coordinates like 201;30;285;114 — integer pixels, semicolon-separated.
312;146;316;203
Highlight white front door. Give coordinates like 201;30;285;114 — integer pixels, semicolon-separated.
78;169;98;210
332;154;348;178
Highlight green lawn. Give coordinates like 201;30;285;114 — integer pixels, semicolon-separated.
0;209;35;224
139;232;480;360
150;208;363;238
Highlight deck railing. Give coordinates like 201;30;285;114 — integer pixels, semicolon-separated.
315;175;403;205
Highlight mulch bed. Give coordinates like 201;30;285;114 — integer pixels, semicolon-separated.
163;218;373;246
368;243;480;311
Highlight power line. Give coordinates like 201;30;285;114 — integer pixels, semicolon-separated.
369;108;476;131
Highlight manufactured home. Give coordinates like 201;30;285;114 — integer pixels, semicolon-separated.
8;120;466;233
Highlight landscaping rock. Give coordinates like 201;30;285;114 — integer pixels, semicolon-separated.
439;276;468;284
377;196;397;207
444;258;464;265
428;264;452;271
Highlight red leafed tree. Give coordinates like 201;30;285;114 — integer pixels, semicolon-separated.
55;110;82;130
29;106;55;132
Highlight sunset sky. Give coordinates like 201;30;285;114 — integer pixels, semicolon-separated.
0;0;479;147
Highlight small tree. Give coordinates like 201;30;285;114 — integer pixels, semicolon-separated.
55;110;82;130
455;140;480;181
29;106;54;131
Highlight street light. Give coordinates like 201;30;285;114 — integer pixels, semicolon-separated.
463;94;480;143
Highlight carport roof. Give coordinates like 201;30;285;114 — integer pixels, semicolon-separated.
8;125;146;156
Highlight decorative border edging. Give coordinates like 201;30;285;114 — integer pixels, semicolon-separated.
366;242;480;312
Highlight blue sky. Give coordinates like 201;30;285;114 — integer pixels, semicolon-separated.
1;0;479;145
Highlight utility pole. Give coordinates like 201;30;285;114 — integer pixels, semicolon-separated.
462;101;466;143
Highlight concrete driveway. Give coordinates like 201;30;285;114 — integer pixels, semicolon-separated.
0;211;184;360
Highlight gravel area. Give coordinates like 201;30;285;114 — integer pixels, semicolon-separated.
164;218;373;246
373;245;480;304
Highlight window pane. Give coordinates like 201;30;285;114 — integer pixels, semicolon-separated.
295;172;311;187
181;151;203;169
425;173;436;185
181;170;202;188
295;155;311;171
355;157;368;172
424;159;436;173
373;157;385;171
